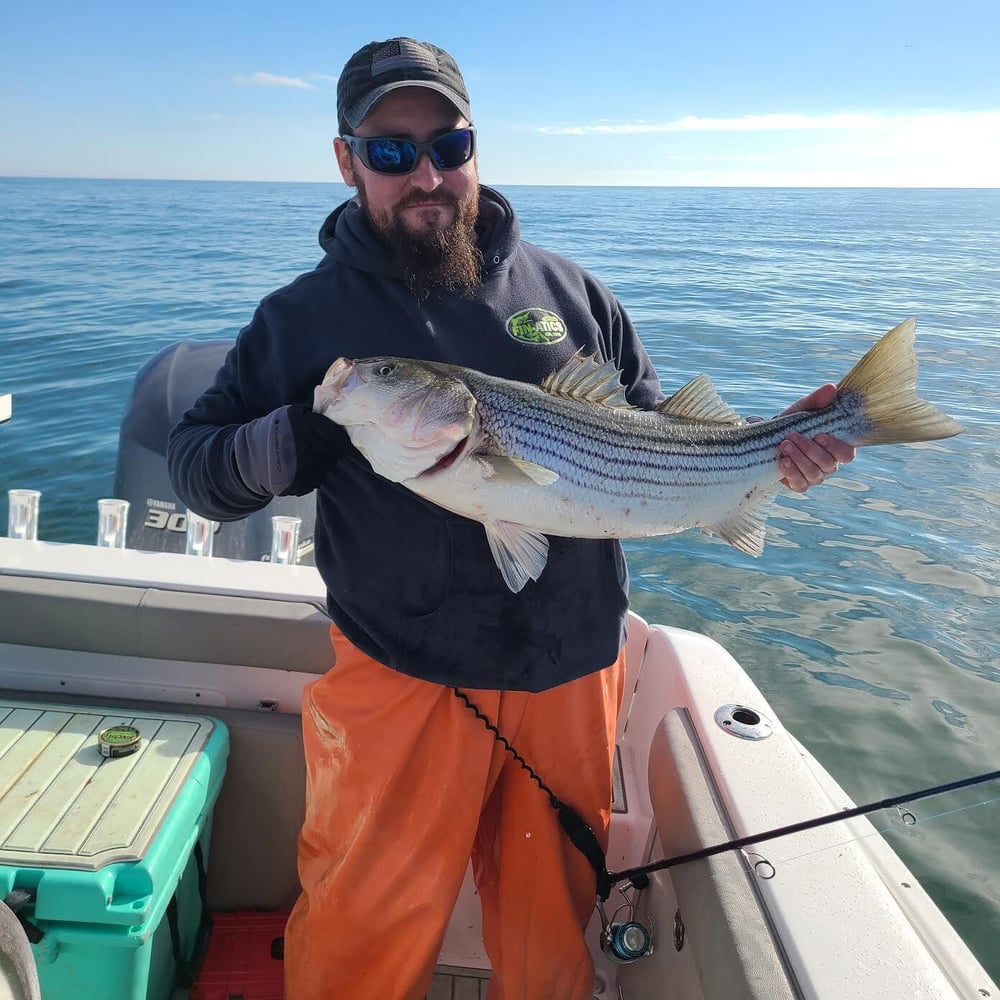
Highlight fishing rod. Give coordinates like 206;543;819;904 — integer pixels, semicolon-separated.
453;687;998;963
608;765;1000;890
453;686;999;895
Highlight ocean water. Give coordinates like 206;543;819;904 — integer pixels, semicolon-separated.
2;178;999;978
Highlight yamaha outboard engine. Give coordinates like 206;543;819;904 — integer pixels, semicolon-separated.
113;340;316;563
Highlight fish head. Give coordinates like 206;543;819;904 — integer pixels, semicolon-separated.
314;357;477;483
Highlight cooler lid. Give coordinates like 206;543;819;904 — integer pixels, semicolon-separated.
0;701;216;871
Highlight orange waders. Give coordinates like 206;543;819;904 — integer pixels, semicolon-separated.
284;626;625;1000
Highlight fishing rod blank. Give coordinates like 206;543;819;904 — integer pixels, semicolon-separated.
610;766;1000;889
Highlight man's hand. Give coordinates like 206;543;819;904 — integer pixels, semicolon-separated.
777;384;857;493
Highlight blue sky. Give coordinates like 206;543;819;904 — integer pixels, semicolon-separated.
2;0;998;186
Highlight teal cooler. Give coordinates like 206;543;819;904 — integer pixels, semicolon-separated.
0;701;229;1000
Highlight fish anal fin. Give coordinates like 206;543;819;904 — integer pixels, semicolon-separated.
659;374;746;425
483;521;550;593
541;352;635;409
709;488;779;556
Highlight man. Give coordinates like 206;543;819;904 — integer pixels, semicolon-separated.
167;37;854;999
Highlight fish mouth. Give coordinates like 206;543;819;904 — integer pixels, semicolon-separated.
320;358;356;403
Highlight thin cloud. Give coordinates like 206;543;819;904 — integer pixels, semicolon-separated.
233;72;315;90
536;110;1000;135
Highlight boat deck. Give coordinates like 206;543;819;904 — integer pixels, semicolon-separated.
172;968;489;1000
428;969;490;999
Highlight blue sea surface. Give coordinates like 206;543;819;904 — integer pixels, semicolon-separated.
2;178;999;978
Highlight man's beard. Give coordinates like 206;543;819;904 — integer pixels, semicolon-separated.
357;182;482;297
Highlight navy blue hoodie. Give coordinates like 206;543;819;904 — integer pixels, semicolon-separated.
168;186;664;691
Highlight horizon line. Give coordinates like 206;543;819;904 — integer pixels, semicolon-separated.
3;174;999;191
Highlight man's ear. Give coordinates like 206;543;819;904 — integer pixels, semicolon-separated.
334;137;357;188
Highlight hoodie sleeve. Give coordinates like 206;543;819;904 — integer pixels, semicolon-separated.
607;299;666;412
166;306;282;521
573;265;664;411
605;292;665;410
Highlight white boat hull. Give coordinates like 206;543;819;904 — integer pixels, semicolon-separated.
0;537;995;999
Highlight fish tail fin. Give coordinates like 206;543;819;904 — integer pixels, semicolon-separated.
839;317;964;445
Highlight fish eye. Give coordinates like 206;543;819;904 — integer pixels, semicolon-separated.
374;363;395;377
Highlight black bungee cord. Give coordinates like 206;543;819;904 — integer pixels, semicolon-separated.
452;687;1000;901
451;687;616;899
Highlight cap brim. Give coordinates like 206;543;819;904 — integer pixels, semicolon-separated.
344;80;472;131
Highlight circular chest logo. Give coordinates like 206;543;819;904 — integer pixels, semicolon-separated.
506;308;568;345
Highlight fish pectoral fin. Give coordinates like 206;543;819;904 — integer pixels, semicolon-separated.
481;456;559;486
658;374;746;425
509;458;559;485
709;488;779;556
483;520;550;593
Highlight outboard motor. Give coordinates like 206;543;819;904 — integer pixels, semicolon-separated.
113;341;316;564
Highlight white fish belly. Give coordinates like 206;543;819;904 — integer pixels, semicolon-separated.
406;457;781;539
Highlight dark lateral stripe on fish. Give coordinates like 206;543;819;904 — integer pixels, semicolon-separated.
479;398;861;492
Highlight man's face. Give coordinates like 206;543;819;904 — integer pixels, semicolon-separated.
335;87;479;242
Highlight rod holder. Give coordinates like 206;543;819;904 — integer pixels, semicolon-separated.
184;509;218;557
96;498;129;548
270;515;301;565
7;489;40;540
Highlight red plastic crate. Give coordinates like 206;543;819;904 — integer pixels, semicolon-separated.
191;910;289;1000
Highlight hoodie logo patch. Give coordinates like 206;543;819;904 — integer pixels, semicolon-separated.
505;308;568;345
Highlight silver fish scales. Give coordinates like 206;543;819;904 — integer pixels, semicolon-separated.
315;318;963;592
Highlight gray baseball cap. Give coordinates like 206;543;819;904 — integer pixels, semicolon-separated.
337;37;472;134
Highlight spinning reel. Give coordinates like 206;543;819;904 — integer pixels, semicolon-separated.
597;882;655;964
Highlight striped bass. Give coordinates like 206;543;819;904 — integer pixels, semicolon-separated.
314;317;964;592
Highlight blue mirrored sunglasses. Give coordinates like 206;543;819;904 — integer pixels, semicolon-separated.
341;126;476;176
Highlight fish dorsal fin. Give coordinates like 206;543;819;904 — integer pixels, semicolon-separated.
541;352;634;409
658;374;746;425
